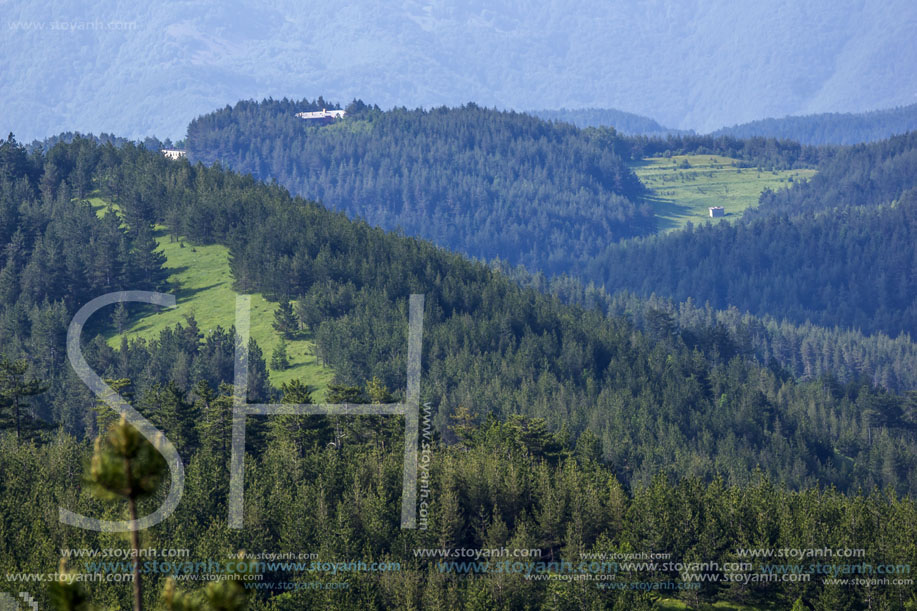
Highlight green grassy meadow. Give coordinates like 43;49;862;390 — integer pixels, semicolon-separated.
89;197;335;398
630;155;816;232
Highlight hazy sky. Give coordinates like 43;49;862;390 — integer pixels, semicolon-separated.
2;0;915;140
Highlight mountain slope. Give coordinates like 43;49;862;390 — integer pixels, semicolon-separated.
629;154;815;231
712;104;917;145
108;138;917;492
90;201;334;393
186;99;651;275
3;0;916;140
4;133;917;610
6;134;916;494
747;131;917;219
187;101;917;339
529;107;687;136
593;196;916;338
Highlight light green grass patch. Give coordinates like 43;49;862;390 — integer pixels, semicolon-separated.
91;198;334;398
630;155;816;232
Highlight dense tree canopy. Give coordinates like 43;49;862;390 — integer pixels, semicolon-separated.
183;102;917;341
748;131;917;218
592;196;917;337
589;133;917;338
4;417;917;610
0;131;916;610
186;99;651;276
502;267;917;395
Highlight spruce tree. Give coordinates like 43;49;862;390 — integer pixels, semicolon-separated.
270;339;290;371
92;378;133;435
272;300;300;339
86;417;167;611
268;379;328;456
0;357;47;442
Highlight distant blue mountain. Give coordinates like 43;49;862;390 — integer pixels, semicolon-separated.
711;104;917;145
2;0;915;141
529;108;690;136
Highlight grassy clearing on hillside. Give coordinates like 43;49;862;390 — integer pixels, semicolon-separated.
630;155;816;232
89;197;335;398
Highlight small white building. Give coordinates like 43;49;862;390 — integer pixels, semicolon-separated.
709;206;725;218
295;108;346;124
162;149;186;160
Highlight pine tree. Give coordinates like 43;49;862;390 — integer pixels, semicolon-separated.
268;379;330;455
272;300;300;339
0;357;48;442
325;384;369;447
0;257;19;305
436;484;464;550
326;384;367;404
128;224;167;289
145;382;199;454
196;382;234;465
86;417;168;611
574;428;601;464
270;339;290;371
366;375;394;403
280;378;313;404
113;302;128;334
449;405;477;447
93;378;133;435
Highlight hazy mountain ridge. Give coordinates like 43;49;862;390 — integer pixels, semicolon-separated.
529;108;690;136
3;0;915;141
712;103;917;145
533;104;917;145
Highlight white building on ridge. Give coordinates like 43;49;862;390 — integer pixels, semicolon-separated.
296;109;346;124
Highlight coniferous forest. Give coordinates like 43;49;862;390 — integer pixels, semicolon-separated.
185;99;652;276
183;100;916;391
0;127;916;609
3;0;917;607
184;100;916;337
710;104;917;146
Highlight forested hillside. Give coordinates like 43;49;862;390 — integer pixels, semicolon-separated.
593;198;915;338
712;104;917;145
611;293;917;395
4;134;917;490
623;133;826;171
24;131;178;155
591;133;917;338
748;131;917;219
186;99;651;275
501;267;917;395
183;99;830;275
185;101;915;340
3;134;917;609
4;420;917;610
0;134;185;439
